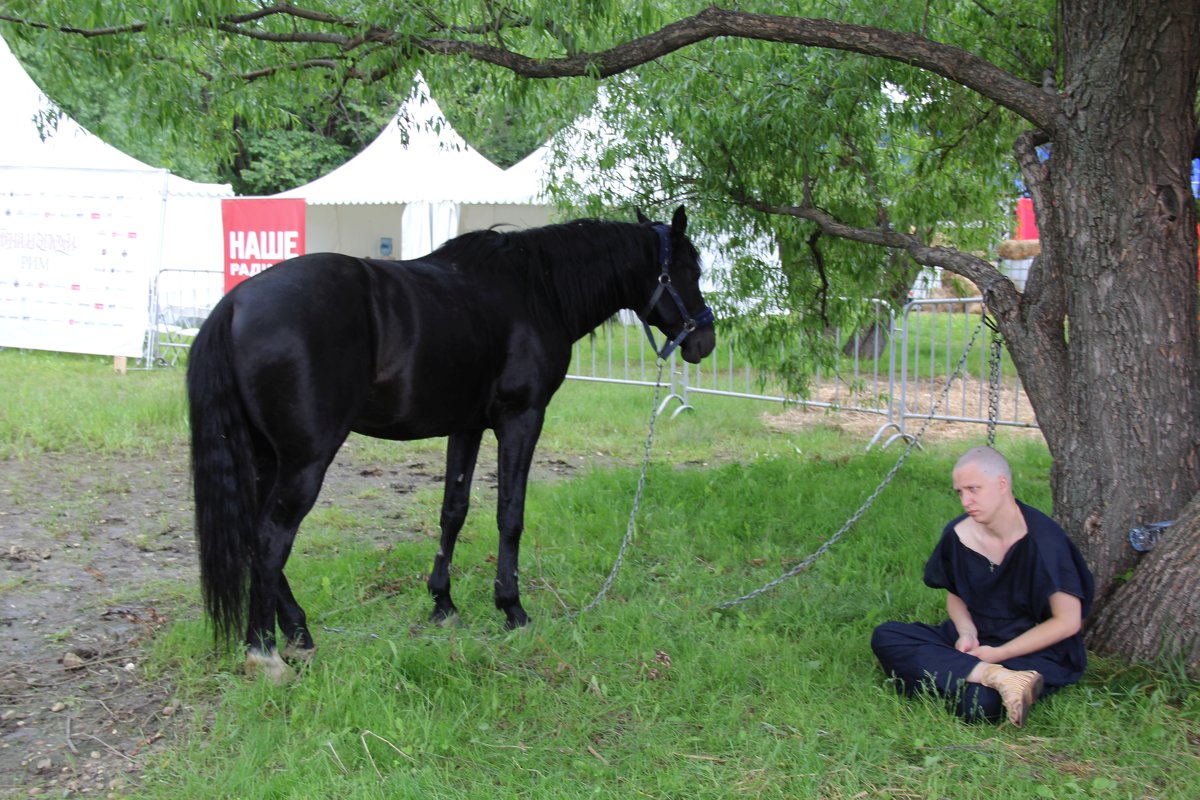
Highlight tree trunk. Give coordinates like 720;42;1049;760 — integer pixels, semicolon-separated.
840;250;917;360
1087;498;1200;674
1002;0;1200;673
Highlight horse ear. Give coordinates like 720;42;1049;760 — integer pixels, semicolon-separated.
671;205;687;236
636;209;651;224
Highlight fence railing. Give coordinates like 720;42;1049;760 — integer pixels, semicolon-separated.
564;297;1039;446
871;297;1039;447
145;269;224;367
146;268;1039;444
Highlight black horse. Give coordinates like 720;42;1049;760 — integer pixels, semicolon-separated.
187;207;715;681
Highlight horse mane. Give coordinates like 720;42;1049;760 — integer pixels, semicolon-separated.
430;219;652;328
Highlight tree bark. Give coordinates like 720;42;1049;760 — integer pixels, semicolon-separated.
1087;500;1200;674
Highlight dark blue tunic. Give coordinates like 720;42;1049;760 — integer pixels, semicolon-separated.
871;501;1094;722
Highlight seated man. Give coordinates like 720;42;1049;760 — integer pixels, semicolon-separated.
871;446;1094;726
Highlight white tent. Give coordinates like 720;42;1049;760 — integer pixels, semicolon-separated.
0;35;231;358
273;76;551;258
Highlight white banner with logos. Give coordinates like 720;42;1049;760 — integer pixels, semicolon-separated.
0;166;167;358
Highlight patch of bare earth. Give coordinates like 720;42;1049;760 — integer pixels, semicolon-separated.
0;447;576;798
763;374;1045;445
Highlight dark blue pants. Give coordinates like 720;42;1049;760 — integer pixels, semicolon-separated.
871;620;1064;723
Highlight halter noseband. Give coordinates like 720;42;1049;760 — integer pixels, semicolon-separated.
638;223;715;360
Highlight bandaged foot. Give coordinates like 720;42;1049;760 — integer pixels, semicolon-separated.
979;664;1044;727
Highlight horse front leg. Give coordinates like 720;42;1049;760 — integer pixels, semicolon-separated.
493;410;545;629
428;429;484;624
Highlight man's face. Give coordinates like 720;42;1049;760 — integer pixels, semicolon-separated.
952;461;1007;526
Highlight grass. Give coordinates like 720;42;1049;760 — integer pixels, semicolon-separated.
2;349;1196;799
0;350;188;456
144;450;1196;799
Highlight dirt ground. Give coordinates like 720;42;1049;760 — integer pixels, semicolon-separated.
0;446;580;799
762;374;1044;446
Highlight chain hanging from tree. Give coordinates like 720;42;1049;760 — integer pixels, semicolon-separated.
984;313;1004;448
711;312;996;612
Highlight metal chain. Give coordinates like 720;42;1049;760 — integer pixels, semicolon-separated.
985;316;1004;448
712;315;991;611
575;358;669;617
329;315;998;627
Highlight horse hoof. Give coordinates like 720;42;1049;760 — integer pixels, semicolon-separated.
504;611;531;631
430;608;460;627
282;640;316;665
245;650;293;685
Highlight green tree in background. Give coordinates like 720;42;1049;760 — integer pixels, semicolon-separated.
1;1;1196;674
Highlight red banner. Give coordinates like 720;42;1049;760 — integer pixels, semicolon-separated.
221;198;306;293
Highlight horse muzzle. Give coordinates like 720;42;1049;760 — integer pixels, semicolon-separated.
679;321;716;364
643;304;715;363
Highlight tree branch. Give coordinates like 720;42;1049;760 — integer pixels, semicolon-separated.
0;12;146;37
413;7;1060;132
746;185;1072;435
731;189;1017;312
805;229;831;327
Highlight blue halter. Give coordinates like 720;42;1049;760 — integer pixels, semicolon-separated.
639;223;715;360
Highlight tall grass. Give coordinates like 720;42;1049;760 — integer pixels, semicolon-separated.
3;350;1196;798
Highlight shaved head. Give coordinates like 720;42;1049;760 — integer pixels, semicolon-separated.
954;446;1012;483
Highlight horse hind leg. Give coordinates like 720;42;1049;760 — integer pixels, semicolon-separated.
428;429;484;624
277;573;316;665
244;460;330;683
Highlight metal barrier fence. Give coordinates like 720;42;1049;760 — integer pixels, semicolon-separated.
565;297;1039;445
146;268;224;367
685;299;897;417
872;297;1039;447
145;268;1039;443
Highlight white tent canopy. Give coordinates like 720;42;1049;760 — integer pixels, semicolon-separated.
273;75;550;258
0;35;231;358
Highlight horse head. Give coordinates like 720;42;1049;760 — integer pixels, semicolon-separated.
636;206;716;364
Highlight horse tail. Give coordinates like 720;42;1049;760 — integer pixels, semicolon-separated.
187;300;257;647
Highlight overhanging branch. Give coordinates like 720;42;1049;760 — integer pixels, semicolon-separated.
732;190;1017;314
415;7;1059;132
805;229;831;327
0;12;146;37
